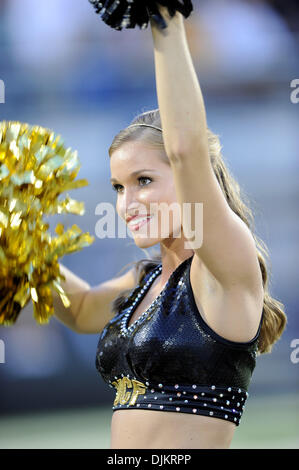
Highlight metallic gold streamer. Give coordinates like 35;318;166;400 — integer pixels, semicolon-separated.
0;121;95;326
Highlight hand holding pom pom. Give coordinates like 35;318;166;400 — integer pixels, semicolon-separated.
88;0;193;31
0;121;95;326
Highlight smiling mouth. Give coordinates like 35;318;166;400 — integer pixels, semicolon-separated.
127;215;153;231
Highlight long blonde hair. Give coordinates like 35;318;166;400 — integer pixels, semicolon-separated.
108;109;287;355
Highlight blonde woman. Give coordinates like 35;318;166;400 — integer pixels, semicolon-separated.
53;5;286;449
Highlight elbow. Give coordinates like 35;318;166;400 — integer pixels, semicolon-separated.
73;287;91;333
166;137;209;164
165;145;189;164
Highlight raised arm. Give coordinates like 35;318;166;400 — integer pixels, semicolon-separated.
150;7;262;291
150;6;209;159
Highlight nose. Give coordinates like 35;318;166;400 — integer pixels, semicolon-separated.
118;187;144;220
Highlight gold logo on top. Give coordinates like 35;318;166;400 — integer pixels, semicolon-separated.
112;377;147;406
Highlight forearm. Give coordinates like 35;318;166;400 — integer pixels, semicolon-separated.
150;7;208;156
51;263;90;332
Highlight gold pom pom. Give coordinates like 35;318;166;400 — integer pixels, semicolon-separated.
0;121;95;326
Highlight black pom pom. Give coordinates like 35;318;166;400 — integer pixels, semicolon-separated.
88;0;194;31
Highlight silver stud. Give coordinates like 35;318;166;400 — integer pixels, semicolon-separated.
148;404;151;408
169;397;172;401
158;383;163;388
176;407;180;411
226;400;230;405
213;398;217;402
184;400;188;403
174;384;179;389
160;405;164;409
228;387;231;392
211;385;215;390
209;411;213;416
192;384;196;389
225;415;228;419
201;392;205;396
193;395;198;399
192;409;197;413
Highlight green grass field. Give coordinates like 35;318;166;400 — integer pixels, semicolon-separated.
0;393;298;449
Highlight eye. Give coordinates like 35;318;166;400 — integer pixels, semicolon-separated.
112;184;122;193
112;176;152;193
138;176;152;186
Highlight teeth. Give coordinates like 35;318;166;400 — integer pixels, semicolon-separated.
128;216;152;226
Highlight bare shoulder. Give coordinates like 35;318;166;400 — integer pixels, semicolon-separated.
189;254;264;343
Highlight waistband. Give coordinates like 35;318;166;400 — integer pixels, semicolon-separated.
109;375;249;426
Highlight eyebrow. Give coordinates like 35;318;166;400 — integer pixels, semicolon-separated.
110;169;156;184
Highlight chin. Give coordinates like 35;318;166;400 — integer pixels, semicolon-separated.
133;236;161;249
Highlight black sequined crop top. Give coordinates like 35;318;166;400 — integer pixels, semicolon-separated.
95;255;263;426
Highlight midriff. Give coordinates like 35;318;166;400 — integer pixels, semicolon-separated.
110;408;236;449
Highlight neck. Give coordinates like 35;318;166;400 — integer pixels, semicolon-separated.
158;240;195;287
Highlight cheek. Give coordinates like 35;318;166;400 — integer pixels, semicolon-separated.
151;185;177;213
141;186;159;199
169;180;177;199
151;180;176;201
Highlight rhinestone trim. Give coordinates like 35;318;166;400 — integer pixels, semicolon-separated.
111;375;248;427
119;264;163;337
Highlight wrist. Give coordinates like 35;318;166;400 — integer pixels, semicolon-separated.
150;5;184;33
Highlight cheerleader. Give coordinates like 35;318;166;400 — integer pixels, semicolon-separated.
53;3;286;449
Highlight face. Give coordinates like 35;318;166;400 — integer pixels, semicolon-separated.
110;140;183;249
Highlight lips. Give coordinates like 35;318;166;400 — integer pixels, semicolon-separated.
126;214;151;224
127;215;153;230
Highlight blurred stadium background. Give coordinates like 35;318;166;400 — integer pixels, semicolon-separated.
0;0;298;449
